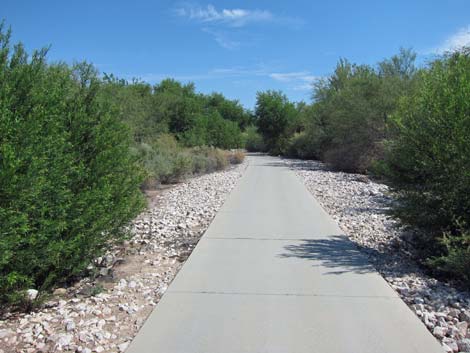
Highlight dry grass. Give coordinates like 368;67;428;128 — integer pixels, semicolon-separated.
227;150;245;165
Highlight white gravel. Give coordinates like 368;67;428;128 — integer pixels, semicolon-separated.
0;162;246;353
2;156;468;353
286;158;470;353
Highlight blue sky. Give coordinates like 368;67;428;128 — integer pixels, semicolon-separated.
3;0;470;108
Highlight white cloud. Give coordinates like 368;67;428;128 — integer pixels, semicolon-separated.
202;28;240;50
176;4;273;27
210;66;268;76
124;66;319;93
292;83;314;91
269;71;317;82
124;64;269;83
269;71;319;90
435;26;470;54
175;4;303;48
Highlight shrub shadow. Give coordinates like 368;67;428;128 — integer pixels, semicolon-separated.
279;235;378;275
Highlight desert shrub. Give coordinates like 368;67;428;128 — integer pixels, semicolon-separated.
169;151;193;183
228;150;245;164
379;49;470;286
0;29;144;306
295;50;418;172
137;135;237;185
428;230;470;286
285;132;319;160
137;134;193;184
323;141;383;173
312;62;389;172
189;146;229;174
243;125;266;152
190;153;213;174
213;149;229;170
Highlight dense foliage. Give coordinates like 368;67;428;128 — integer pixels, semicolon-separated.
100;76;249;148
100;76;247;182
255;90;299;154
297;50;417;172
2;18;469;306
379;49;470;285
0;25;249;306
0;27;145;305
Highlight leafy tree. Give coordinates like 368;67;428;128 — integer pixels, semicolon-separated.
100;75;163;142
379;48;470;285
298;50;418;172
0;26;144;305
204;92;253;129
182;111;242;149
153;79;202;135
255;90;298;153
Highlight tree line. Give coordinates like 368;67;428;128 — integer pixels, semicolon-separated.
0;25;247;307
1;22;469;308
249;48;470;287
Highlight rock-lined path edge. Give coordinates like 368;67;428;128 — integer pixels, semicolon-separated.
126;155;444;353
0;162;246;353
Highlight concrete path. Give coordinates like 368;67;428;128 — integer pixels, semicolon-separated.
127;155;443;353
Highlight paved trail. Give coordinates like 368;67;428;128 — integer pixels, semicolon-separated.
127;155;443;353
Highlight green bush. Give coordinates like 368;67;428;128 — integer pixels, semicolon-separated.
137;134;192;184
190;153;213;174
243;125;266;152
137;136;235;185
291;50;417;172
182;112;243;149
312;62;389;172
379;49;470;286
285;132;319;159
170;152;193;182
0;29;145;306
255;90;298;154
189;146;228;173
429;230;470;286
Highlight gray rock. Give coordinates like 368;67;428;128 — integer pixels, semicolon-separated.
433;326;447;339
441;343;453;353
457;338;470;352
456;321;469;338
53;287;67;296
52;333;73;347
0;329;14;339
460;310;470;323
103;254;115;266
118;341;130;352
65;320;76;332
26;289;38;301
443;337;458;352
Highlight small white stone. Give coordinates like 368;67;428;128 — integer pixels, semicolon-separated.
117;341;129;352
433;326;447;338
26;289;38;301
65;320;76;332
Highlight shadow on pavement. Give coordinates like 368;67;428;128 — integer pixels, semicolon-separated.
279;235;377;275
